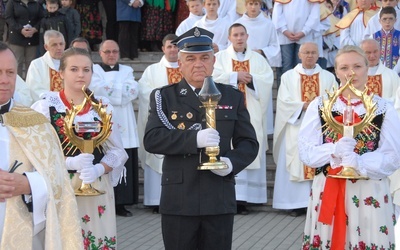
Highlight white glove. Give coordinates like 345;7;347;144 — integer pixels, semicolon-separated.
65;153;94;171
196;128;220;148
211;157;233;177
341;152;359;169
79;163;105;184
332;137;357;158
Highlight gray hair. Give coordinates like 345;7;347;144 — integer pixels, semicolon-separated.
44;30;65;45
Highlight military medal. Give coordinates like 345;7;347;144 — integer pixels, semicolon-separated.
171;111;178;120
186;112;193;119
177;122;185;130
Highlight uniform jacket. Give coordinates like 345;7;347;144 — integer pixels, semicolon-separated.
144;79;259;216
4;0;44;46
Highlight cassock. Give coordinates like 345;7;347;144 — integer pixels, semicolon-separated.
272;64;338;210
90;62;140;205
364;7;400;39
26;52;63;102
176;13;203;36
235;12;281;67
138;56;182;206
272;0;320;46
213;45;273;203
194;16;231;51
337;7;378;47
367;62;400;105
217;0;238;23
0;100;82;249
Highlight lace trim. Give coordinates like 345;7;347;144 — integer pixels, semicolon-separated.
43;92;112;121
298;135;317;166
318;94;388;116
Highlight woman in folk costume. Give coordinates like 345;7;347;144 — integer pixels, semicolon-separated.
141;0;176;51
299;45;400;249
32;48;128;249
336;0;379;47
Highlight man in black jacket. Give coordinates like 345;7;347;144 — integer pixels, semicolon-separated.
144;27;259;250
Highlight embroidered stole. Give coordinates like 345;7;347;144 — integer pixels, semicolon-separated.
300;72;320;180
166;67;183;85
49;68;63;91
367;75;383;97
232;59;250;106
1;105;82;249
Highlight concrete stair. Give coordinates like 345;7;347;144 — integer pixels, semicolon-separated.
99;51;278;207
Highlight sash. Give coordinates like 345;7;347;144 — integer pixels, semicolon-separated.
300;72;320;180
232;59;250;106
49;68;63;92
166;67;183;85
336;7;377;29
275;0;324;4
367;74;383;97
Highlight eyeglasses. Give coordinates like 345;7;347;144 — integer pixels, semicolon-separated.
102;50;119;55
300;51;318;56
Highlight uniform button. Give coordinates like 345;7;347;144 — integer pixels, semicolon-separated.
202;119;206;122
225;115;228;118
187;154;191;156
166;177;169;181
28;43;31;45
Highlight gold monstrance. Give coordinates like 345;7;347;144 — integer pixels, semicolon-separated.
321;72;378;179
63;86;112;195
197;76;228;170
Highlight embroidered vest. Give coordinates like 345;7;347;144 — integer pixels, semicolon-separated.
315;108;383;176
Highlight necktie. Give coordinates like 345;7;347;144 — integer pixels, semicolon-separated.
194;88;201;95
0;101;10;114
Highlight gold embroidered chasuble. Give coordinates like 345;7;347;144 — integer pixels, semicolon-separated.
367;75;383;97
1;105;82;250
166;67;183;85
300;73;320;180
232;59;250;106
49;68;63;92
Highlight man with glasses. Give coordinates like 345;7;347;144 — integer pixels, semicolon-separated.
272;42;337;217
89;39;140;217
26;30;65;102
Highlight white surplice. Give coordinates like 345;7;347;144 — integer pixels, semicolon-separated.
272;0;320;46
90;64;139;148
176;12;204;36
340;12;367;47
272;64;337;209
213;45;273;203
194;15;231;51
235;12;282;67
138;56;179;205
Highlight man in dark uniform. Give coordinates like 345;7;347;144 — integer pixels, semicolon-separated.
143;27;259;250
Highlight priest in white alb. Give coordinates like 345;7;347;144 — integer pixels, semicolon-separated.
272;42;338;217
360;39;400;105
138;34;183;212
213;23;273;213
26;30;65;102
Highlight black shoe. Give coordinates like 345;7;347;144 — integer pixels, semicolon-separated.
237;204;249;215
152;206;159;214
116;206;133;217
289;208;306;217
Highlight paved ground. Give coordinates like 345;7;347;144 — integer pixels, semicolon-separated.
117;205;305;250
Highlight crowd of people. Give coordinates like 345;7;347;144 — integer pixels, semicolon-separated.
2;0;400;249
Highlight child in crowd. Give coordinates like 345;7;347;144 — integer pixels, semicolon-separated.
39;0;73;55
59;0;81;42
175;0;204;36
364;0;400;39
373;6;400;74
194;0;231;53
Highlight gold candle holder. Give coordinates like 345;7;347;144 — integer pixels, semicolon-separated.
63;86;112;195
197;76;228;170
